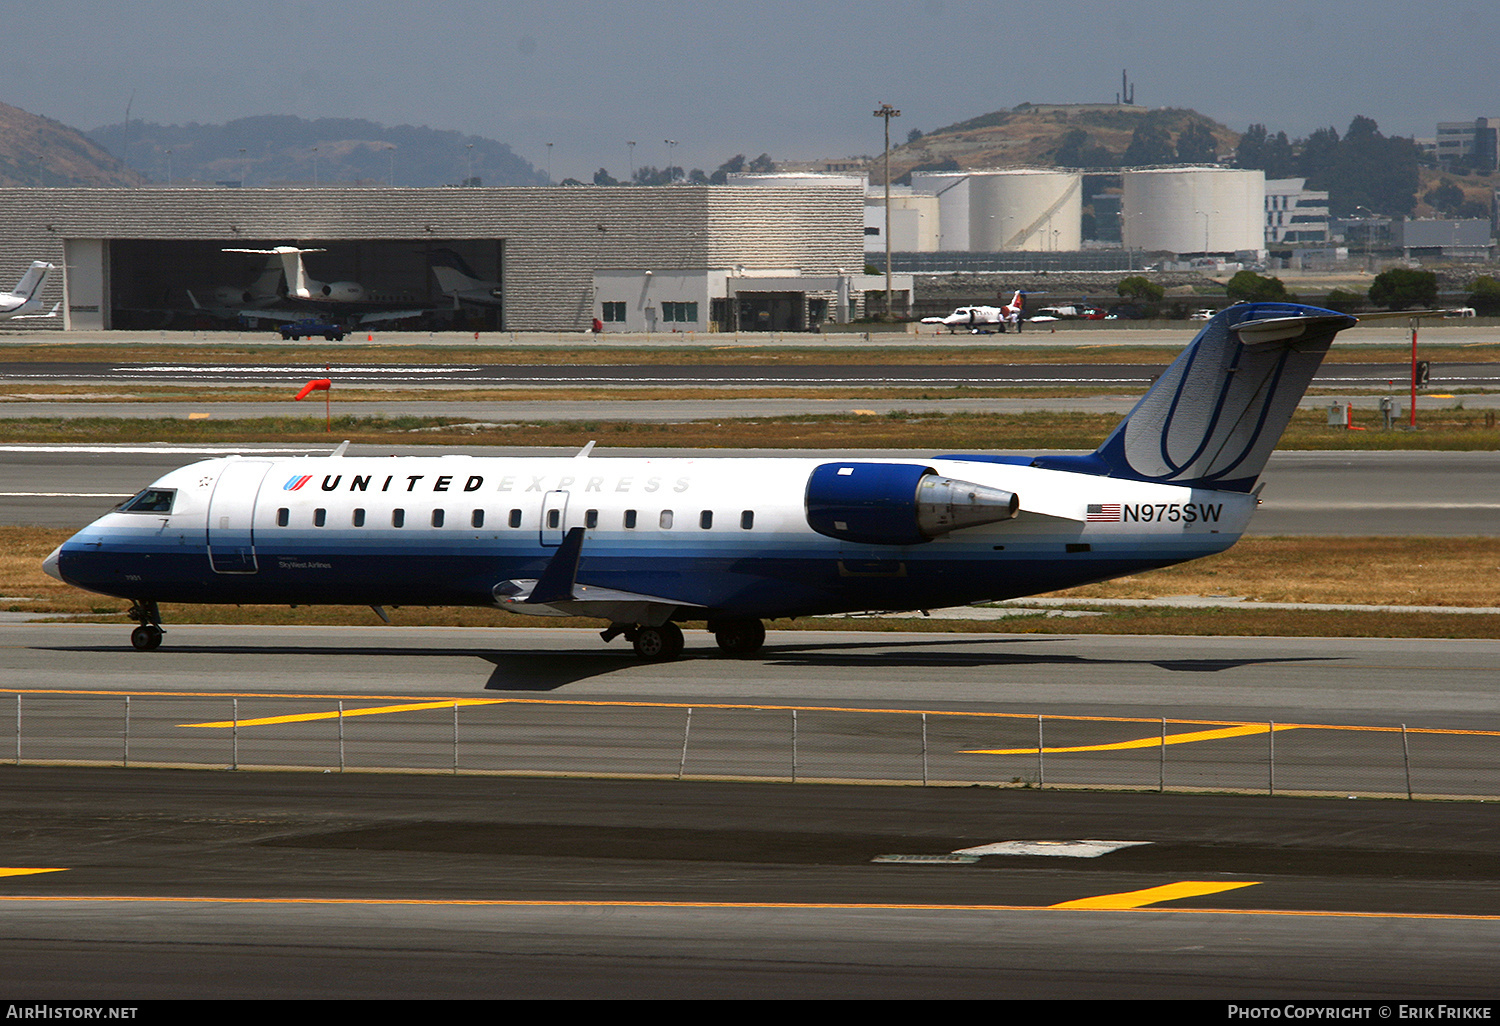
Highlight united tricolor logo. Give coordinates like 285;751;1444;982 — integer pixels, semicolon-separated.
283;475;312;491
1086;503;1122;522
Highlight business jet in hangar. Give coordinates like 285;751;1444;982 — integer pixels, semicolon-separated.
46;302;1357;660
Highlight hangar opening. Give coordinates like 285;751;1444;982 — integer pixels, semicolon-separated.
101;238;505;332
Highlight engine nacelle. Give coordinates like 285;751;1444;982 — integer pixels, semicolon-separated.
322;282;366;303
805;462;1019;545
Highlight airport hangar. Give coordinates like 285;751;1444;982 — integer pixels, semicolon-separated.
0;185;908;333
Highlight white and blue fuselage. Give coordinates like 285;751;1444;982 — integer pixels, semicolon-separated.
50;452;1253;614
45;303;1360;657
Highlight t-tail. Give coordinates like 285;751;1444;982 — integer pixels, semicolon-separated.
1033;302;1358;492
10;261;52;301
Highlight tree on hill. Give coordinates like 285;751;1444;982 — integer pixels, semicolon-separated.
1233;124;1295;179
1122;124;1175;166
1175;123;1217;164
1369;268;1437;310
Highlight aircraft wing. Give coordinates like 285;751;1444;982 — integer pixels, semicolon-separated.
352;307;425;326
10;303;60;320
237;307;308;324
492;527;705;624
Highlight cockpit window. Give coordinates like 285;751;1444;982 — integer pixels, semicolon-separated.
120;488;176;513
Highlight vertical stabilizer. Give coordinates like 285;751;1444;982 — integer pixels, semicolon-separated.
10;261;52;300
1033;303;1358;492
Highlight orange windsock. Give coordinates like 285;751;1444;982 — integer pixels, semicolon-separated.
294;379;332;401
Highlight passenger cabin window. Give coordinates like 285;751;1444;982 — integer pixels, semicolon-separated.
741;510;754;530
659;510;674;529
471;510;484;529
508;509;522;528
392;509;405;528
585;509;598;529
699;510;713;529
120;489;175;514
353;508;366;527
432;509;445;528
314;508;327;527
547;510;560;529
624;509;637;529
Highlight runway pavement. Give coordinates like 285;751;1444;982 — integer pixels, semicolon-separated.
3;626;1499;999
2;767;1498;999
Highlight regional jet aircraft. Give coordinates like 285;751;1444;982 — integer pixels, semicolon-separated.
921;290;1026;333
45;302;1357;659
0;261;58;320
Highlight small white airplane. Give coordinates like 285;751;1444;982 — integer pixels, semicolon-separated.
46;302;1361;660
430;249;503;308
921;290;1026;334
0;261;59;320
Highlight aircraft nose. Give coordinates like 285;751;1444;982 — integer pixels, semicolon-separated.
42;545;62;581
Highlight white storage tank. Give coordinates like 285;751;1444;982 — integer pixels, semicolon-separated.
912;169;1081;251
1122;167;1265;254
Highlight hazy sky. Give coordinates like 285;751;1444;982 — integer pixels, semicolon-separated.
7;1;1497;181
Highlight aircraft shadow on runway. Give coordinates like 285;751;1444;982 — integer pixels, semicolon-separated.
759;636;1344;674
38;635;1344;691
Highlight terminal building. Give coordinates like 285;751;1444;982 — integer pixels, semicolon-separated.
0;184;892;332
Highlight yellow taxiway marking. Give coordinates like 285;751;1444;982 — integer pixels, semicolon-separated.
966;722;1302;755
0;894;1494;922
182;699;503;729
1050;881;1260;910
0;868;68;878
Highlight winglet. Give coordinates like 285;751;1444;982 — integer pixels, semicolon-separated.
527;527;585;604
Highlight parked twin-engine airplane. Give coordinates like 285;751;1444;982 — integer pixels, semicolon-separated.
220;246;423;327
921;290;1027;333
0;261;59;320
430;248;503;309
46;302;1357;659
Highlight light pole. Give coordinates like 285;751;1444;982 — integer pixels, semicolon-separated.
873;102;900;317
465;143;474;186
664;139;677;183
312;146;318;187
627;141;635;181
165;149;172;186
386;144;396;187
546;142;554;184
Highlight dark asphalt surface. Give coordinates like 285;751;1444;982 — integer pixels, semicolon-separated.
2;767;1497;999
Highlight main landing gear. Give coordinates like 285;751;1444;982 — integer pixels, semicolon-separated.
127;600;164;652
600;619;766;662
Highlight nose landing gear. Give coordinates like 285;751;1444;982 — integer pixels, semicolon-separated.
127;600;164;651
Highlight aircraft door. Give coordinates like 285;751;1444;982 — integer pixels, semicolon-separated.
539;490;569;547
207;461;273;573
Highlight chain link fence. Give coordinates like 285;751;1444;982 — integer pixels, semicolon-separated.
5;693;1497;800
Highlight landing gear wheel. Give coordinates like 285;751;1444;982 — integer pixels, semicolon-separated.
130;624;163;651
632;622;684;662
713;619;766;656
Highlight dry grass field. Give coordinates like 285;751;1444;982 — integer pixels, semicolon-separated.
8;528;1498;639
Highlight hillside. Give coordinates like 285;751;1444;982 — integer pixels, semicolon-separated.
881;103;1241;182
0;101;144;187
88;115;547;188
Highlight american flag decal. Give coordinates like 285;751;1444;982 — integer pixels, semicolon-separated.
1086;503;1122;522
